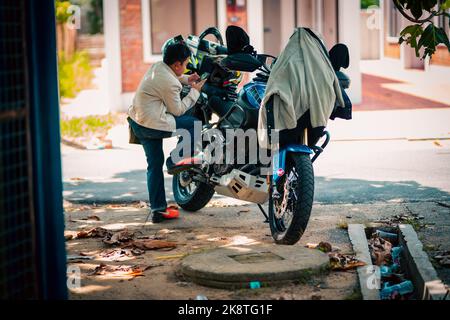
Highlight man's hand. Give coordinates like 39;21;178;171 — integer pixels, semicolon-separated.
188;73;201;85
191;79;206;93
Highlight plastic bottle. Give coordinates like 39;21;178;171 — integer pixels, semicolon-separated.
380;263;400;277
380;280;414;300
391;246;403;264
374;230;397;242
249;281;261;289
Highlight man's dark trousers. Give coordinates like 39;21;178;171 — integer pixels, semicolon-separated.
128;115;197;212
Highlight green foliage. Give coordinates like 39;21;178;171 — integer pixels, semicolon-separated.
395;0;450;59
361;0;380;9
55;0;73;24
60;114;115;138
87;0;103;34
58;51;93;98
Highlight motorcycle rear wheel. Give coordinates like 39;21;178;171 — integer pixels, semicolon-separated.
269;153;314;245
172;171;215;212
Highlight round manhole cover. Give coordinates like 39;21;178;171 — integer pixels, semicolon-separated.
180;245;329;289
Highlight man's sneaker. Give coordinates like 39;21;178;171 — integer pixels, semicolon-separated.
151;211;164;223
151;206;179;223
166;156;202;175
166;156;176;173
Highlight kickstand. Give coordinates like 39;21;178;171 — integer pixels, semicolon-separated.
257;204;269;223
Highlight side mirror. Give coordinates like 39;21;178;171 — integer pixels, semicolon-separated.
329;44;349;71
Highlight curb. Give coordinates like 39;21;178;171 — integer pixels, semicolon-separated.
399;224;448;300
349;223;448;300
348;224;380;300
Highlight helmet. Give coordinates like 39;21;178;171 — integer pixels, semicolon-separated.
161;35;185;56
161;35;197;72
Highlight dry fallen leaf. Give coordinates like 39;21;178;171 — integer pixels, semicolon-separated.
103;230;135;245
81;215;101;221
318;242;332;253
77;227;112;239
123;239;177;251
369;236;393;266
89;264;146;279
329;253;366;271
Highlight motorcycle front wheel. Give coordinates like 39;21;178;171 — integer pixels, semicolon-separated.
269;153;314;245
172;170;215;212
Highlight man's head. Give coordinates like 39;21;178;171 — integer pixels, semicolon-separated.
163;42;192;76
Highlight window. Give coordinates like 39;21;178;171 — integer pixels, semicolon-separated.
144;0;218;57
437;9;449;38
388;2;401;38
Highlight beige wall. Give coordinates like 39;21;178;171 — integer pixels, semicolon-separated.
297;0;313;28
195;0;217;36
263;0;282;56
360;11;380;60
322;0;338;48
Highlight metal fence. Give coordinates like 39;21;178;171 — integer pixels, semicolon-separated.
0;0;39;299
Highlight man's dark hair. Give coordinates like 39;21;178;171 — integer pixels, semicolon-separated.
163;42;191;65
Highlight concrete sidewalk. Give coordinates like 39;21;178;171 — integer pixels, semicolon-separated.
328;108;450;141
360;59;450;106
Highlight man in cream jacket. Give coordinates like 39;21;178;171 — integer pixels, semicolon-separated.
128;42;206;223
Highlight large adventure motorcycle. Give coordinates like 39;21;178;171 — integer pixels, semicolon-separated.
168;27;351;245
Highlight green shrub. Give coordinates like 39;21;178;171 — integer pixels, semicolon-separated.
361;0;379;9
55;0;72;24
60;114;115;138
58;50;93;98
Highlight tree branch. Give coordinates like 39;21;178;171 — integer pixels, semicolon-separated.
392;0;437;24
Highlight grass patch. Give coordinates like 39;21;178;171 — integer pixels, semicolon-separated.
401;217;425;231
60;114;116;138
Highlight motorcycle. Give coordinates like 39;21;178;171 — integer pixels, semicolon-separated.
168;27;351;245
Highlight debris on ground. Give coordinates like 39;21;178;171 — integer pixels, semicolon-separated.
373;212;426;228
80;215;101;221
67;255;95;261
305;241;360;269
76;227;112;239
328;252;366;271
138;201;148;208
367;229;415;300
98;249;135;261
380;280;414;300
368;235;393;266
195;295;208;300
434;251;450;267
88;264;151;280
103;230;135;246
305;242;333;253
122;239;177;251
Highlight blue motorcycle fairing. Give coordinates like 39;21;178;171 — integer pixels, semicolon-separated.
272;144;313;183
243;82;266;109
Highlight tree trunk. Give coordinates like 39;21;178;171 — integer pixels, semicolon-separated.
63;23;77;60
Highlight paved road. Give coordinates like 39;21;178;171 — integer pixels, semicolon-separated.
62;137;450;204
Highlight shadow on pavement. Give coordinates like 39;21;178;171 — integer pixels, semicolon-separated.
63;169;450;204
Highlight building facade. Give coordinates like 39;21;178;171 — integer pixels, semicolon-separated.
104;0;362;112
380;0;450;72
